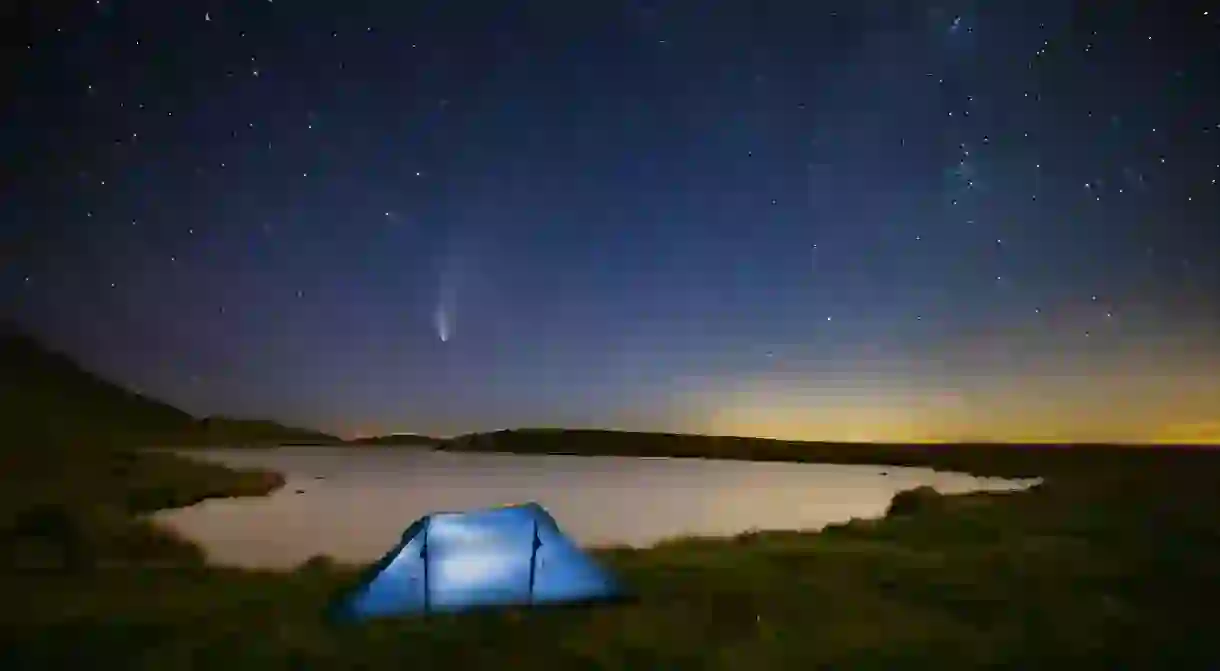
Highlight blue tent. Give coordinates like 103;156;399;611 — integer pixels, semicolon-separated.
328;502;625;620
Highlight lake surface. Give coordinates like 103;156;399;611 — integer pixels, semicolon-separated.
153;447;1039;569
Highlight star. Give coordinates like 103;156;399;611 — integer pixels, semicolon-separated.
8;0;1220;449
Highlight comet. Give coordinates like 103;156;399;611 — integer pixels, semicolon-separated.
434;253;459;344
432;225;486;344
434;301;451;343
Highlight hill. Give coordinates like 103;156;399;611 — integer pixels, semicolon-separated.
177;417;343;447
344;433;441;447
439;428;1219;479
0;327;287;573
0;327;338;450
0;328;196;451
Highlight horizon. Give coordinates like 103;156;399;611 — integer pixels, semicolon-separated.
12;322;1220;446
4;4;1218;445
344;430;1220;447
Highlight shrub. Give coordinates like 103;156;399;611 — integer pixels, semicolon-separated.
298;555;338;573
886;486;945;518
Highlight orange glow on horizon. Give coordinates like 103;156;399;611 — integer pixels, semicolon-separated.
669;363;1220;445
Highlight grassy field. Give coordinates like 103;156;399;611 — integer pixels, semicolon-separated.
3;439;1220;669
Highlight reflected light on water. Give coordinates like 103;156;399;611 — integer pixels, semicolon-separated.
152;448;1038;568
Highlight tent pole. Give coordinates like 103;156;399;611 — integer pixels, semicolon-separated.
421;517;431;615
528;517;540;604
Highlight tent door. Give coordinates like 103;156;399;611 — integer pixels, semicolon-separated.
425;511;537;609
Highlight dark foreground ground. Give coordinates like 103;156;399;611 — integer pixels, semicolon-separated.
3;438;1220;670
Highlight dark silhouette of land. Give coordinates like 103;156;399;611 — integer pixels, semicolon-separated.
441;427;1217;479
3;327;1220;667
1;328;342;450
344;433;442;447
1;328;197;451
183;416;344;447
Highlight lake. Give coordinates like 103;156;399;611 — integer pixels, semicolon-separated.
153;447;1040;569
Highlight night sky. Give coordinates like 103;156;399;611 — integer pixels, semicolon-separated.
4;2;1219;443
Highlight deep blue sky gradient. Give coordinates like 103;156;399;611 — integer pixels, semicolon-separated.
4;1;1219;441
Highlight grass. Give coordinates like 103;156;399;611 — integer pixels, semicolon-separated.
0;448;283;572
2;442;1220;669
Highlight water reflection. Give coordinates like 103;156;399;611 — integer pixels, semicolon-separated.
152;447;1037;568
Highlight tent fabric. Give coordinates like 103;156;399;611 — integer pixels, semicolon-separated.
328;502;623;620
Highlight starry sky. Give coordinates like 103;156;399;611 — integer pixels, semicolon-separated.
4;1;1219;443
